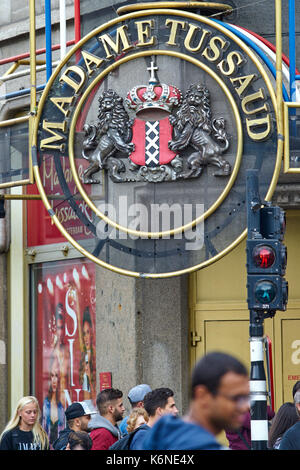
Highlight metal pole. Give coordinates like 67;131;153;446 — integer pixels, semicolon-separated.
29;0;37;184
74;0;81;62
246;170;269;450
288;0;297;140
0;40;75;66
60;0;67;60
288;0;296;102
45;0;52;81
74;0;81;43
249;311;268;450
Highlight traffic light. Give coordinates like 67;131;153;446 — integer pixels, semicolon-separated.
246;204;288;312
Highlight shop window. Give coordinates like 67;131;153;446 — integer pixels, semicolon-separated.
0;116;31;187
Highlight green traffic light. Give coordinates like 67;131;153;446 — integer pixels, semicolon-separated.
255;280;277;304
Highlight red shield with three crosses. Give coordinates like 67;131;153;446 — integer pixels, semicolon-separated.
129;116;176;167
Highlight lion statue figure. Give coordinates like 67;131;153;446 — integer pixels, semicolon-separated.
168;83;231;179
82;89;135;183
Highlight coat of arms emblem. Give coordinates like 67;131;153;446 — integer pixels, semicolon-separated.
81;60;231;184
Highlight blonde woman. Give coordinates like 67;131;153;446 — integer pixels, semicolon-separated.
127;408;149;433
0;396;49;450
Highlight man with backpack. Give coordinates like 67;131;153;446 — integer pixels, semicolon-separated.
110;387;178;450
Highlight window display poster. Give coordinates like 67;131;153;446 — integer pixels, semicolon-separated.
34;259;96;447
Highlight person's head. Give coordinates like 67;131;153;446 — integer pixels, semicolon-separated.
14;396;41;430
96;388;125;424
143;388;178;424
189;352;249;435
268;402;299;448
127;408;149;433
82;307;92;351
294;390;300;416
0;396;48;449
128;384;152;409
66;431;93;450
293;381;300;401
65;401;96;432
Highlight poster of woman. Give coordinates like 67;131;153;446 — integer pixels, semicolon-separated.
33;258;96;447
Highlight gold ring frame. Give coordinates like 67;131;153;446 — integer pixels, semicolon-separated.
32;8;282;278
68;50;243;239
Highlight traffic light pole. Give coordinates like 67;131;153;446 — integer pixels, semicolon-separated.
246;171;269;450
246;170;288;449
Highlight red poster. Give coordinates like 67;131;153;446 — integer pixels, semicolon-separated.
99;372;112;391
34;258;96;447
27;154;93;247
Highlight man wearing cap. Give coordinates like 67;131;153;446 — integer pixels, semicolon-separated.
52;401;96;450
119;384;152;436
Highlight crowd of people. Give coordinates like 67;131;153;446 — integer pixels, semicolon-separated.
0;351;300;451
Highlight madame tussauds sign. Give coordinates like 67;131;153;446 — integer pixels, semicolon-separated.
33;8;281;277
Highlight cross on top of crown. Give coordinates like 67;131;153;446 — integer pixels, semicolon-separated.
147;60;158;85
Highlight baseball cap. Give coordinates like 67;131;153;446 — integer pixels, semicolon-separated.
128;384;152;403
65;401;97;420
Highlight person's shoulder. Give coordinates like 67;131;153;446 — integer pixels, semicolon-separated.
2;428;13;436
90;426;116;441
284;420;300;436
279;421;300;450
0;428;12;441
91;427;117;450
90;426;113;436
143;415;222;450
131;424;150;440
0;427;18;450
130;425;151;450
52;427;71;450
2;427;19;438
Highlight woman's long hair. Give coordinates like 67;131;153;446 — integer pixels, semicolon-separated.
0;396;49;449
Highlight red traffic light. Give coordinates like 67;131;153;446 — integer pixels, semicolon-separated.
253;245;275;269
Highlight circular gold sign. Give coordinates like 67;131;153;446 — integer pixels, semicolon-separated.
33;9;281;278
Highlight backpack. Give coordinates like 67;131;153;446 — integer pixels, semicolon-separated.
109;424;148;450
52;428;71;450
